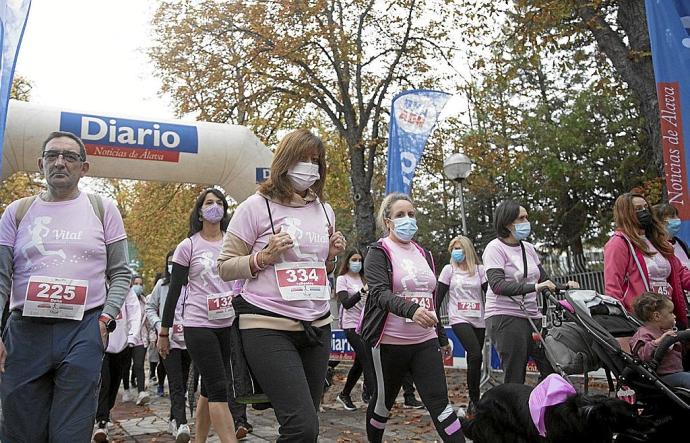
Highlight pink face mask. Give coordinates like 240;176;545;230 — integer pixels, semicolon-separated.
201;204;225;223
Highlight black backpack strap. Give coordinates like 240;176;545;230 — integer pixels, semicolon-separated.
320;201;332;227
264;197;276;235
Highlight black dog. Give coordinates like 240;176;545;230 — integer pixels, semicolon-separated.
460;383;653;443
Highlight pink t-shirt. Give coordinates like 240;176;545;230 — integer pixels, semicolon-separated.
643;239;672;298
336;273;365;329
0;192;127;313
169;294;187;350
483;238;542;319
173;233;235;329
107;289;141;354
228;194;334;321
379;237;438;345
439;264;486;328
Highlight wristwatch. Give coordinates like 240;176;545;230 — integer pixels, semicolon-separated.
99;314;117;333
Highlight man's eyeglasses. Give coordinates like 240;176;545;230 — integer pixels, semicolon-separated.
42;150;84;163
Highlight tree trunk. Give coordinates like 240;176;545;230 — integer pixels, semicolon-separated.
575;0;663;183
349;143;377;251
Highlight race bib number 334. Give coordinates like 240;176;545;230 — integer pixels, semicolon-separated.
275;261;329;301
23;276;89;320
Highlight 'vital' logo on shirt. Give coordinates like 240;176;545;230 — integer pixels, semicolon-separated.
59;112;199;163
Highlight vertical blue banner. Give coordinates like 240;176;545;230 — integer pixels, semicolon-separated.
0;0;31;176
646;0;690;244
386;89;451;195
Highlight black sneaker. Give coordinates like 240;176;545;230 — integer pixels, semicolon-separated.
362;388;371;404
403;397;425;409
337;392;357;411
324;367;335;389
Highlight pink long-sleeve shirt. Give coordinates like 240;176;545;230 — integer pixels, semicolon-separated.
604;232;689;328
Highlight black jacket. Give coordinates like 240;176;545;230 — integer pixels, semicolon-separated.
360;240;448;348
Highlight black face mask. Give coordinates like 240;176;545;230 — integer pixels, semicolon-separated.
637;209;653;230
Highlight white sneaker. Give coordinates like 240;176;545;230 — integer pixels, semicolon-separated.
136;390;150;406
168;419;177;436
92;422;109;442
121;389;132;402
175;423;191;443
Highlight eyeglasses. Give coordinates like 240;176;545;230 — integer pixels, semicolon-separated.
42;150;84;163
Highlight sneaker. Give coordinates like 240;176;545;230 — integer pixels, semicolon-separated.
403;397;425;409
325;366;335;389
235;424;249;440
157;385;165;397
175;423;191;443
362;388;371;404
337;393;357;411
136;390;150;406
168;419;177;436
93;421;109;443
121;389;132;403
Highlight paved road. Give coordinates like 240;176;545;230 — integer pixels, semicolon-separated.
103;364;473;442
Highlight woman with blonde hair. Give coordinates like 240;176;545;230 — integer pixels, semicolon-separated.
604;192;690;328
361;193;465;442
217;129;346;441
435;235;487;409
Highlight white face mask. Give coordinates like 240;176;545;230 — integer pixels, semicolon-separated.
287;161;320;192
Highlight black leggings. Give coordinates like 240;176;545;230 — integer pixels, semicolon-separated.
451;323;485;403
367;339;465;442
163;348;192;424
96;351;128;422
129;345;146;392
241;326;331;442
184;327;231;403
342;329;375;397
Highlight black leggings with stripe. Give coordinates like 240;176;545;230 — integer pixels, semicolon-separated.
366;338;465;442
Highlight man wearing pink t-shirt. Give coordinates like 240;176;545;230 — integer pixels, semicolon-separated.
0;131;131;442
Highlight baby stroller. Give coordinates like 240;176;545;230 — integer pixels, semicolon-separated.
540;287;690;441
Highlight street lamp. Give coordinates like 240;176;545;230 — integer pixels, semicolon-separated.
443;153;473;235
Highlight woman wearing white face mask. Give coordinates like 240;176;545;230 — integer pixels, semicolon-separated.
483;199;578;384
361;193;465;443
217;129;346;441
334;249;375;411
435;236;487;409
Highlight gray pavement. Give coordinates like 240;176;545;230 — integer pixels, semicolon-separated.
103;364;470;442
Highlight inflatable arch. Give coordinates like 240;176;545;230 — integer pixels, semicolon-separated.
1;100;273;201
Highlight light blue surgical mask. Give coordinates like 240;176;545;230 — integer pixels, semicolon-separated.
513;221;531;241
667;218;681;236
349;261;362;273
391;216;418;242
167;264;173;274
451;249;465;262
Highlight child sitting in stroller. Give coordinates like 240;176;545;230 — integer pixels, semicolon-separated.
630;292;690;389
